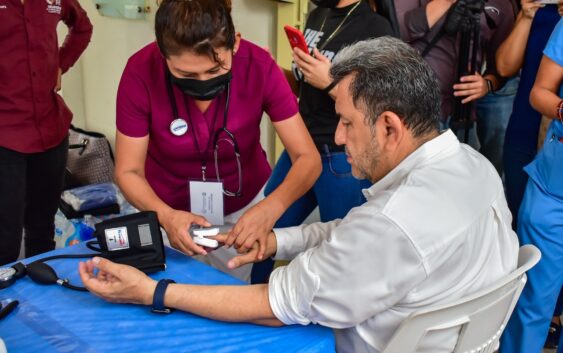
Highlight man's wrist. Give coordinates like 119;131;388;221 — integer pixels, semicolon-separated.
144;279;158;306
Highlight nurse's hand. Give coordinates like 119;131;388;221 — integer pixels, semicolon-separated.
161;209;211;256
223;203;278;260
79;257;156;305
293;47;333;91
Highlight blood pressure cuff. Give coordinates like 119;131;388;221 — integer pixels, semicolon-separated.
94;211;166;273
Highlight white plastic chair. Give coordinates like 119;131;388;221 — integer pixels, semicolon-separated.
381;244;541;353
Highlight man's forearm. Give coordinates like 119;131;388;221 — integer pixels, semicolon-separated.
59;0;93;72
164;283;284;326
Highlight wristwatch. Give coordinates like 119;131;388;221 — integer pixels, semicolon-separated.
151;279;176;314
0;263;26;289
485;78;494;94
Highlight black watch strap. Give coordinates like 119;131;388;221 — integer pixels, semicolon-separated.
151;279;176;314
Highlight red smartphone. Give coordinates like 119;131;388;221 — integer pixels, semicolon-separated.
284;25;309;55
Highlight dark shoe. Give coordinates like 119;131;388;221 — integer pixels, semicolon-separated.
545;321;561;349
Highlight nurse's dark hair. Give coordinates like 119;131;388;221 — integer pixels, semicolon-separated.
155;0;235;63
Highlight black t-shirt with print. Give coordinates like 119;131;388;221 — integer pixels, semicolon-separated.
294;0;392;152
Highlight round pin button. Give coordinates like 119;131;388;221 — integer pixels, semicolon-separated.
170;118;188;136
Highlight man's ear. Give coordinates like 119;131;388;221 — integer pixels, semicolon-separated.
375;111;405;152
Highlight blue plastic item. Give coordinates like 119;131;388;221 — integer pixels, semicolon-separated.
61;182;118;211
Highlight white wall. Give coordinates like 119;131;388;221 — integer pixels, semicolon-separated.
60;0;278;161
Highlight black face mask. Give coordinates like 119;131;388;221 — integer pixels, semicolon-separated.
311;0;340;8
170;71;232;101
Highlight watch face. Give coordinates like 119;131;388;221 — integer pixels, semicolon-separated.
0;267;16;281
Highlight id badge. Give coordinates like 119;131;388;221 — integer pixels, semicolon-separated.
189;180;224;225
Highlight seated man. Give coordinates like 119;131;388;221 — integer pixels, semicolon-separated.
79;37;519;353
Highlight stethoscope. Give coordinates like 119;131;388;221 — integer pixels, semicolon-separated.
165;71;242;196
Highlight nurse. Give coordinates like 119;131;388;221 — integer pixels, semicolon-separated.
499;17;563;353
114;0;321;280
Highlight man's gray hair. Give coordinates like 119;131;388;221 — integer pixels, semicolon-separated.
331;36;441;137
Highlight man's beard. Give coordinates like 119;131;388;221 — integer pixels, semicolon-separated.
347;138;380;182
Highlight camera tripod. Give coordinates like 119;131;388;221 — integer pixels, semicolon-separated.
422;0;489;143
449;0;486;143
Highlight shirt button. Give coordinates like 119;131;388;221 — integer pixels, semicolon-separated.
26;18;30;23
32;72;36;77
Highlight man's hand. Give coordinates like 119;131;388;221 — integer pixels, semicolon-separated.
54;68;62;92
160;209;211;256
558;0;562;16
293;47;332;91
79;257;157;305
222;202;278;260
453;72;488;104
215;231;278;270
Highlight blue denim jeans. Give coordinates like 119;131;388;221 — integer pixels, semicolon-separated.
476;76;520;175
251;148;371;283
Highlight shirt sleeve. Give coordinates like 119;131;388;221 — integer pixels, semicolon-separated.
273;219;343;261
544;19;563;67
262;55;299;122
268;206;427;328
59;0;93;73
116;62;152;137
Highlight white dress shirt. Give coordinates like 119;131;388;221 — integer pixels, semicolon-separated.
268;130;519;353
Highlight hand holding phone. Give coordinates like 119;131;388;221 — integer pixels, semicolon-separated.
284;25;309;55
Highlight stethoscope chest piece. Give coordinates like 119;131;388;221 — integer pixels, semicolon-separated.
170;118;188;136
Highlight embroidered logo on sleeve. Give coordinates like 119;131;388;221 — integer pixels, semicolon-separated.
46;0;61;14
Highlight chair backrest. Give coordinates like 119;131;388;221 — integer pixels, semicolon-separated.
381;245;541;353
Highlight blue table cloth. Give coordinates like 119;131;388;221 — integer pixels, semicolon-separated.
0;243;335;353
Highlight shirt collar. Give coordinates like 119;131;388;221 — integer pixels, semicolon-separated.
362;130;460;198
